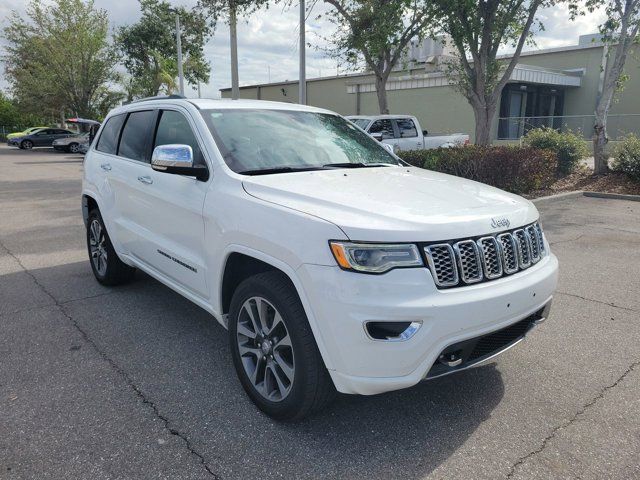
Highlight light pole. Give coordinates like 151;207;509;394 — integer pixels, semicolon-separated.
230;2;240;100
175;13;185;96
299;0;306;104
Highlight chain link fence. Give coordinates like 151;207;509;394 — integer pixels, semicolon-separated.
497;114;640;141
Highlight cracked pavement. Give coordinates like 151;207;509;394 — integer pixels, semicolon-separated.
1;145;639;479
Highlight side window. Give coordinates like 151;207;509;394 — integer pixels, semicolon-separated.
96;114;126;155
36;129;53;136
154;110;205;166
396;118;418;138
118;110;156;162
369;119;395;139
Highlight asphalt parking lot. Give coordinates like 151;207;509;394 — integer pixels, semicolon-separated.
0;144;639;480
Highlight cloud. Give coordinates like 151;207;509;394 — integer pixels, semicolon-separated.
1;0;606;100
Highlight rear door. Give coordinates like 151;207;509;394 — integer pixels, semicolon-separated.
121;108;210;298
393;118;423;151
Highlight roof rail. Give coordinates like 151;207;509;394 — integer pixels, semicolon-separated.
125;94;187;105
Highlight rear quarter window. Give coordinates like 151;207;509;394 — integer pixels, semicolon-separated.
96;114;126;155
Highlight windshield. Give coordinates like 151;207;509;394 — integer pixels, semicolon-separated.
200;109;399;174
349;118;371;130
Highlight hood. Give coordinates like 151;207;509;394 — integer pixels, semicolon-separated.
242;166;538;242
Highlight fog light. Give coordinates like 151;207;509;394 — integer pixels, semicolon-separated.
365;321;422;341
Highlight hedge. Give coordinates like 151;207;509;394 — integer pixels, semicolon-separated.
612;134;640;181
400;145;557;194
522;127;588;174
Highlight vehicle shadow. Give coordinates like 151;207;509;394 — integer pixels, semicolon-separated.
1;260;505;479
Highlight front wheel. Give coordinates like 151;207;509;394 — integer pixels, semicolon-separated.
21;140;33;150
68;143;80;153
86;209;135;286
229;271;335;421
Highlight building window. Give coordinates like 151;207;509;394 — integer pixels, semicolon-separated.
498;84;565;139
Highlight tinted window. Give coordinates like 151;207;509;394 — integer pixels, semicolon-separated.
396;118;417;138
154;110;204;166
35;129;53;135
369;119;395;139
96;114;126;155
119;110;156;162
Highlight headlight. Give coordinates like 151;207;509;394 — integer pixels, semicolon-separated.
329;241;423;273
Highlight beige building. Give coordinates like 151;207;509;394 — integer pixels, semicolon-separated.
220;35;640;143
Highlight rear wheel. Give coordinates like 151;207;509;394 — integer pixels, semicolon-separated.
87;209;135;286
21;140;33;150
229;271;336;421
68;143;80;153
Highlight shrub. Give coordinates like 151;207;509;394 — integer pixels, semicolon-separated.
523;127;588;174
612;134;640;181
400;145;557;194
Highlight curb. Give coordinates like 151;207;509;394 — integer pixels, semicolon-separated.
531;191;584;204
583;191;640;202
532;191;640;204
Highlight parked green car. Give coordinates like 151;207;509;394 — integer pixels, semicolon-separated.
7;127;48;143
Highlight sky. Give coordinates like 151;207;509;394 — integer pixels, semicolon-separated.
0;0;606;99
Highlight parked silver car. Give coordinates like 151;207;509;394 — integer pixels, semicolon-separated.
53;132;90;153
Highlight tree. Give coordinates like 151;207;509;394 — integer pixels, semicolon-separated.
3;0;118;119
116;0;212;98
320;0;432;114
583;0;640;174
198;0;270;99
433;0;553;145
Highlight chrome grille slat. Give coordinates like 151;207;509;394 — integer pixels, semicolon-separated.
514;229;532;268
424;222;546;289
477;236;503;279
424;244;459;287
525;225;541;263
497;233;519;274
453;240;483;283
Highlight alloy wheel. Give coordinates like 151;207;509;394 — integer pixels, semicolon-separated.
69;143;80;153
89;219;108;276
236;296;295;402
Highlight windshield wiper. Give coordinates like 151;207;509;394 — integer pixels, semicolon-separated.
238;166;323;176
322;162;391;169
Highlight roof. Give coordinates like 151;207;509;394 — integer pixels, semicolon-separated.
111;97;336;116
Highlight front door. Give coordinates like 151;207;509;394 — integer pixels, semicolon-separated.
368;119;398;150
120;108;210;299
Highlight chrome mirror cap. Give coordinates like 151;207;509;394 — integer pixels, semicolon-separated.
151;144;193;170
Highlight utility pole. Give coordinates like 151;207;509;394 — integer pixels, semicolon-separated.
230;2;240;100
299;0;306;104
175;13;185;96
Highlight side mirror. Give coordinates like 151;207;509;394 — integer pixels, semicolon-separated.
370;132;383;142
382;143;396;154
422;130;428;136
151;144;209;181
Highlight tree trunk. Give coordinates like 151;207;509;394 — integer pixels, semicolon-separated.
471;100;496;145
375;74;389;114
592;120;609;175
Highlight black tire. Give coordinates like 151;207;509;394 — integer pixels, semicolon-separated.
229;271;336;421
21;140;33;150
68;143;80;153
86;209;135;286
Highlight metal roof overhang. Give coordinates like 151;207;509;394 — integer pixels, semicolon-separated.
346;63;582;93
509;64;582;87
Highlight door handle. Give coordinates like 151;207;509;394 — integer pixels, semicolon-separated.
137;176;153;185
100;163;112;171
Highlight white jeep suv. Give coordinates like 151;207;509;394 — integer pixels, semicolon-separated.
82;97;558;420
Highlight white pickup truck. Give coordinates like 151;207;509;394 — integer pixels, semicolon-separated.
346;114;469;152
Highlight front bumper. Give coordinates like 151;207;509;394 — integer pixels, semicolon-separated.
297;253;558;395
